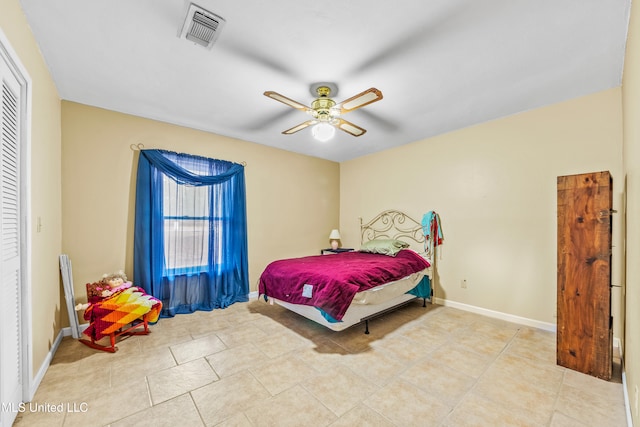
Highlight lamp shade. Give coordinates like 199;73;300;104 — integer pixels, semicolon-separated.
312;123;335;142
329;229;341;240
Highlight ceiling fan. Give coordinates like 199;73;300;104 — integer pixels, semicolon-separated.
263;83;383;141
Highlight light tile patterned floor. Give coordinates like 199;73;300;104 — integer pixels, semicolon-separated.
13;300;628;426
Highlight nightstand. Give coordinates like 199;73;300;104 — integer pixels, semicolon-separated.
321;248;355;255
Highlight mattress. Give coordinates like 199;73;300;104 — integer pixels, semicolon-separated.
258;249;431;321
272;268;431;331
352;270;429;305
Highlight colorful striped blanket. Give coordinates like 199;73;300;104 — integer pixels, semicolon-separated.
83;286;162;340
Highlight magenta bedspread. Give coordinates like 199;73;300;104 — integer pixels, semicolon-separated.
258;250;430;321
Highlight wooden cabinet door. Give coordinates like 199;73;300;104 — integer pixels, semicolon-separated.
557;171;612;380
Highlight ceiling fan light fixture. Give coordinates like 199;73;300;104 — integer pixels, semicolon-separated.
311;88;337;121
312;123;335;142
264;84;382;138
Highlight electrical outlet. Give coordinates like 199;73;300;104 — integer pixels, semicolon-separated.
461;279;467;289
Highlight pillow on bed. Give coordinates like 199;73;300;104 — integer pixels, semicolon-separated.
359;239;409;256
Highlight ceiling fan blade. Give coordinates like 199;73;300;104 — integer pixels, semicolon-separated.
356;109;399;132
283;120;317;135
336;118;367;137
221;41;299;79
244;109;298;131
264;91;310;112
348;4;464;75
336;88;383;114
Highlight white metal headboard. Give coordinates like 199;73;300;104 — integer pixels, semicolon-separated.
359;210;425;250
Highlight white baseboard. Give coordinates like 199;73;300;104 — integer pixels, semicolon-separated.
434;297;557;332
62;323;89;337
431;299;623;358
27;330;64;401
253;291;558;331
253;291;620;343
253;290;557;331
622;368;633;427
614;337;623;357
28;324;89;400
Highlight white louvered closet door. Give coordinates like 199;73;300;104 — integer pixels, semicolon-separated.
0;53;22;427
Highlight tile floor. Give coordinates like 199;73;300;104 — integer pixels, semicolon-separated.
14;299;628;426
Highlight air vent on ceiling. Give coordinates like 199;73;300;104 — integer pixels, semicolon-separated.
179;3;226;49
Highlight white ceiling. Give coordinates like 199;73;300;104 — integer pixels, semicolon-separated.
19;0;631;162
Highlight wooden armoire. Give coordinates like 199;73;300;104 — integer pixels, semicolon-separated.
557;171;612;380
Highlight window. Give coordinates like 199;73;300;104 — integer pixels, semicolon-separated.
134;149;249;315
162;177;210;274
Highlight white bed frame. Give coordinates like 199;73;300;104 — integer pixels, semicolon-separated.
271;210;433;333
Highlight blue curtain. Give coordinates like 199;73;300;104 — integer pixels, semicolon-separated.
134;149;249;316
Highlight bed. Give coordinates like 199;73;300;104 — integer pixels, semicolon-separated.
258;210;435;333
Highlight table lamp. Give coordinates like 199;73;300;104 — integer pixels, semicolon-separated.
329;229;341;250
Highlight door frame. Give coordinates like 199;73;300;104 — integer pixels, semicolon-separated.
0;27;33;405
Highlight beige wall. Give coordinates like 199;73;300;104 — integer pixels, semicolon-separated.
341;88;624;334
4;0;638;417
61;102;339;309
0;0;63;378
622;0;640;423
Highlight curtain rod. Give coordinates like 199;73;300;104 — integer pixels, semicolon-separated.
129;143;247;166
